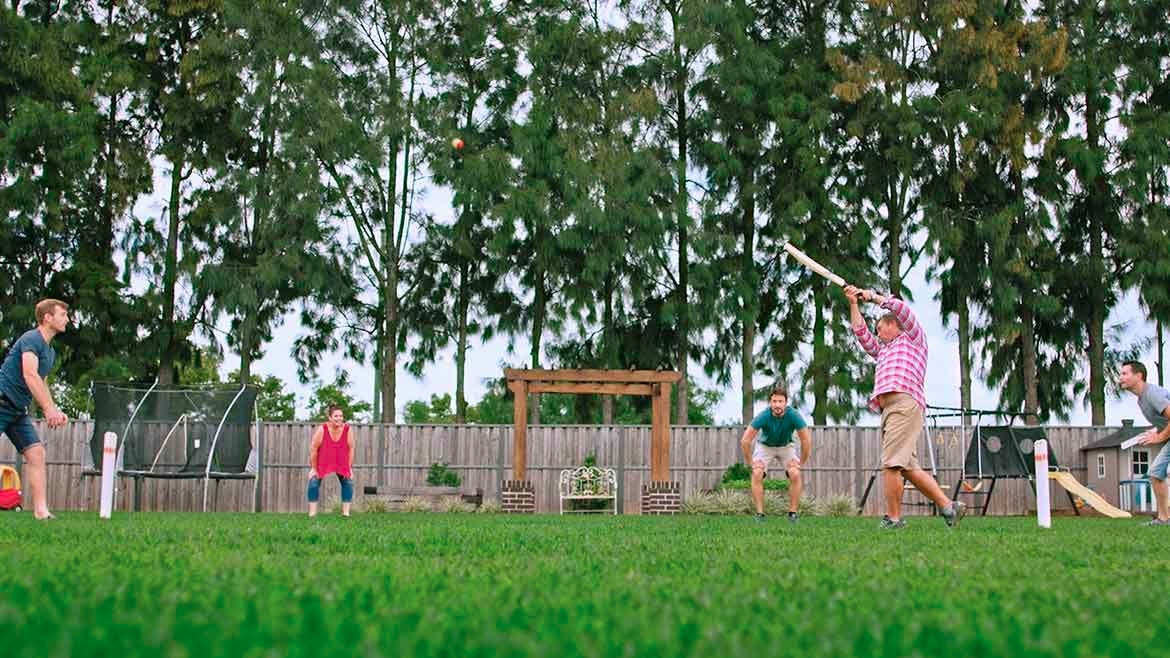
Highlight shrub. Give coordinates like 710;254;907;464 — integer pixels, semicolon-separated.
721;463;751;483
762;494;790;516
476;500;503;514
823;495;856;517
710;490;753;514
720;478;789;492
426;462;462;487
400;496;431;512
681;491;755;515
681;493;715;515
797;495;821;516
362;498;389;513
437;497;473;513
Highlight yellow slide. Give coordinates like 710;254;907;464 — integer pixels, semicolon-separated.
1048;471;1132;518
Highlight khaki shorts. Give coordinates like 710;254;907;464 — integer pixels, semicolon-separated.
752;443;800;475
880;393;922;470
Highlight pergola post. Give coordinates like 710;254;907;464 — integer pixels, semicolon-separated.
643;381;680;515
511;381;528;480
501;380;534;513
650;383;670;481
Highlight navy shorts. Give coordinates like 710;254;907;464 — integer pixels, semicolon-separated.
0;397;40;453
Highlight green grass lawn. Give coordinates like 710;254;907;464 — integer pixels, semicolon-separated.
0;512;1161;658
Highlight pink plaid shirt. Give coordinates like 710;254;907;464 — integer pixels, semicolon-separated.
852;297;928;413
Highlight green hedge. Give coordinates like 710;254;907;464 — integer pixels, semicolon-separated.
720;478;790;492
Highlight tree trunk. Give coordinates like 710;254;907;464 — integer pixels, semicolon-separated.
382;314;397;423
811;282;829;424
1157;318;1165;387
740;167;756;424
672;20;689;426
454;99;475;424
1009;167;1039;424
455;261;470;423
1020;304;1039;424
91;1;120;348
382;233;398;422
1086;229;1106;424
83;82;119;351
372;319;382;420
886;201;904;294
529;265;545;425
1085;79;1107;425
382;196;399;423
238;75;276;386
378;43;405;423
958;290;972;428
601;270;615;424
238;313;256;383
157;155;185;386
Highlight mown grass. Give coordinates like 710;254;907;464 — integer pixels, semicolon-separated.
0;513;1162;658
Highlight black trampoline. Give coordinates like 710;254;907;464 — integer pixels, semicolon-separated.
81;382;261;512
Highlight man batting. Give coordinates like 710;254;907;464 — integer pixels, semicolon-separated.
843;285;966;529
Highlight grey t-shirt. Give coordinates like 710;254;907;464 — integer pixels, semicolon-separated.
1138;383;1170;430
0;329;56;408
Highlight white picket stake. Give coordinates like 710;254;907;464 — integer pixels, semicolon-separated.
99;432;116;519
1035;439;1051;528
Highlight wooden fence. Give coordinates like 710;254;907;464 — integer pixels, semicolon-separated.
0;420;1115;515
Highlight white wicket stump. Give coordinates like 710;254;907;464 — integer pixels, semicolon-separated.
1034;439;1051;528
99;432;116;519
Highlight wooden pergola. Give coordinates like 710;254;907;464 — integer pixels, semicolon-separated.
504;369;684;481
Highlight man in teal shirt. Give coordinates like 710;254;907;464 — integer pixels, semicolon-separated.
739;384;812;523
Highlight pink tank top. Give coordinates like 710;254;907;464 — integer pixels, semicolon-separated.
316;424;352;479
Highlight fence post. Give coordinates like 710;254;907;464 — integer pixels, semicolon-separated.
616;426;626;515
378;423;388;487
853;428;865;505
253;420;264;513
495;425;506;503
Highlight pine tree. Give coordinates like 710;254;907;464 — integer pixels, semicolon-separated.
410;0;523;422
0;4;99;342
305;0;431;421
126;0;245;384
622;0;714;424
198;0;353;384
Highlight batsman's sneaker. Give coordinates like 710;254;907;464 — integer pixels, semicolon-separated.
942;501;968;528
879;515;906;530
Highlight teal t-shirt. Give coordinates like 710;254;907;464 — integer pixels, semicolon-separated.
750;407;807;447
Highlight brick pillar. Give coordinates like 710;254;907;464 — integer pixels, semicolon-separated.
641;481;681;515
501;479;535;514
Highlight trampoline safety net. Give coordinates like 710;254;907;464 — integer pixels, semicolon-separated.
89;383;258;475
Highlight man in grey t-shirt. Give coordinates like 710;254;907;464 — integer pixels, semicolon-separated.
0;299;70;520
1119;360;1170;525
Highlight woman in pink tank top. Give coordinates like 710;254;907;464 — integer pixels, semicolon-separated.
307;404;355;517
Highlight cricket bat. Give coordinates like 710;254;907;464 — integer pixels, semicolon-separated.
783;242;846;287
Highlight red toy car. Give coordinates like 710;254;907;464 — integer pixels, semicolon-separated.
0;465;23;511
